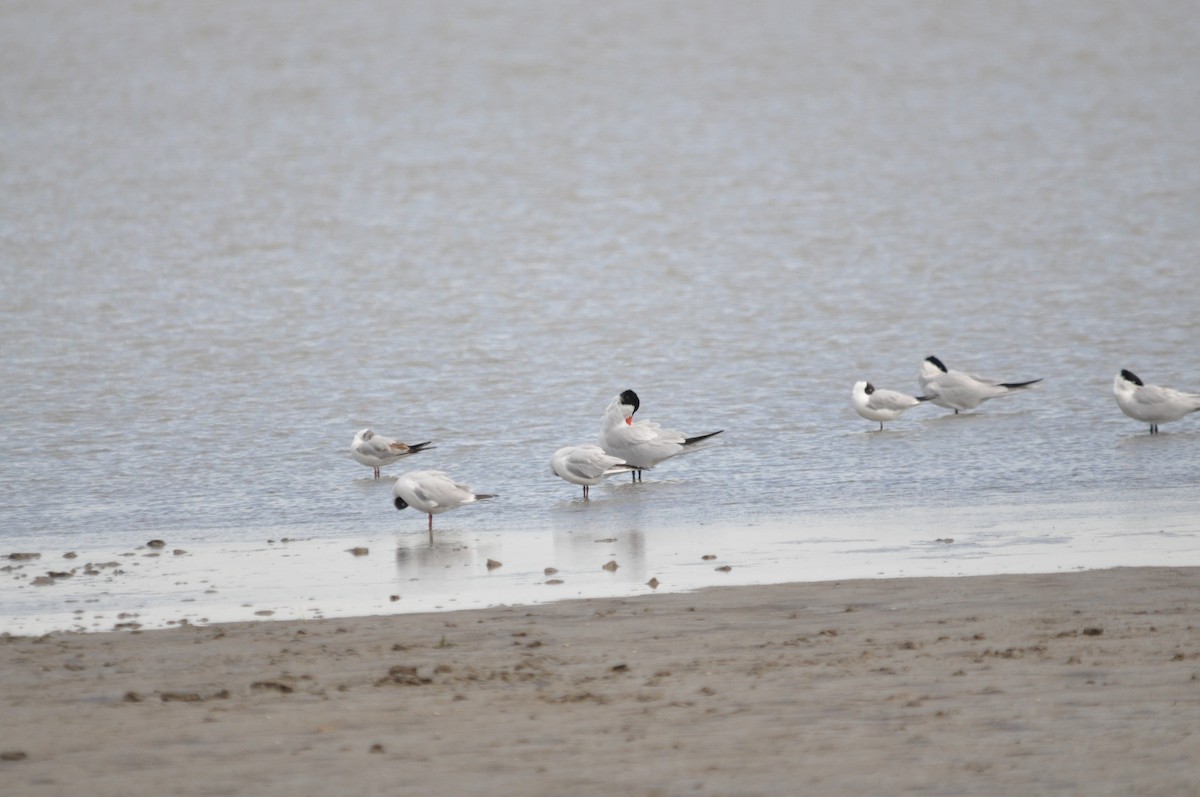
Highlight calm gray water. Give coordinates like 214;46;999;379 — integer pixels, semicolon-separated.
2;2;1198;623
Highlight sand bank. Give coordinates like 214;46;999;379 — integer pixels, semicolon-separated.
2;566;1198;796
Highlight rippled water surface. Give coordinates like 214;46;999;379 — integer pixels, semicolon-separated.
2;1;1198;631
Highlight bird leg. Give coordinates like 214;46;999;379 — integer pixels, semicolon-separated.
374;467;381;479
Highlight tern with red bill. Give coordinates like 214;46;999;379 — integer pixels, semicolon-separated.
600;389;722;482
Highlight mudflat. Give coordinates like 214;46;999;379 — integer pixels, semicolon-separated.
2;567;1198;796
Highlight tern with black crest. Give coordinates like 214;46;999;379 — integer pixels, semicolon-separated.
600;389;722;482
1113;369;1200;434
918;356;1042;414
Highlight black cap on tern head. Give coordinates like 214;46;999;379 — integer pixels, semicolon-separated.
1120;369;1143;386
925;356;948;373
619;389;640;414
864;383;875;394
393;497;409;511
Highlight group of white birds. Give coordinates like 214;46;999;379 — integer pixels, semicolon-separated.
351;389;723;534
354;360;1199;535
852;354;1044;430
854;356;1200;435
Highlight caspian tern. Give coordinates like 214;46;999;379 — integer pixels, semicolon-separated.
550;445;640;499
1113;369;1200;434
352;429;434;478
918;356;1042;414
600;389;723;482
852;381;932;431
393;470;495;535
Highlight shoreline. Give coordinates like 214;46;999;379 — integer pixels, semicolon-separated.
3;566;1198;795
5;496;1199;636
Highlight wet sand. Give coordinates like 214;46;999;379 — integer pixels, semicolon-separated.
2;566;1198;796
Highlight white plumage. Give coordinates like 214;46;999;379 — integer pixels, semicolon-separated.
852;381;930;430
600;389;722;482
1113;370;1200;434
918;356;1042;413
351;429;432;478
392;470;495;533
551;445;639;498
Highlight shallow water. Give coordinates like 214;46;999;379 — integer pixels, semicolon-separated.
2;1;1198;632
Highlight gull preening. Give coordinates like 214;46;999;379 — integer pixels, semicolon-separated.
600;389;723;482
852;381;932;431
550;445;641;499
918;356;1042;414
352;429;433;478
392;470;496;536
1113;369;1200;434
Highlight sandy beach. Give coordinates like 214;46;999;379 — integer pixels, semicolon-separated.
2;566;1198;796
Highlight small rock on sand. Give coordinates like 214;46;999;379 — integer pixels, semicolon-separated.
348;547;369;556
602;560;619;572
486;559;502;570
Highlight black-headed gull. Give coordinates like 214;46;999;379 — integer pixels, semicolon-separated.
918;356;1042;414
352;429;433;478
550;445;640;499
600;389;722;482
1113;369;1200;434
393;470;496;535
852;381;932;431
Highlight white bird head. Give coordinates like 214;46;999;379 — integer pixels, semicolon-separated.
923;356;948;375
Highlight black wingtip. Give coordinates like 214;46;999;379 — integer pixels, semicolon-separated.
1120;369;1143;386
408;441;434;453
683;430;724;446
915;395;935;402
925;355;948;373
999;378;1043;390
474;493;498;501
